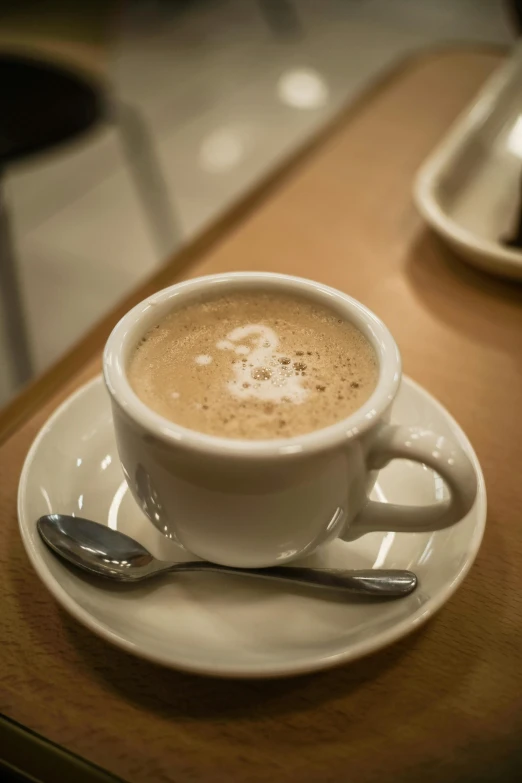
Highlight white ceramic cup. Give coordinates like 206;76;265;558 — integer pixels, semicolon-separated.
104;272;478;568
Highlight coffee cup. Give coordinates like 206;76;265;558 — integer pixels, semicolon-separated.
103;272;477;568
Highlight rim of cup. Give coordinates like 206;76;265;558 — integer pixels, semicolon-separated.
103;272;401;459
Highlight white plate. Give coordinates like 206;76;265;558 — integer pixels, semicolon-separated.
415;45;522;279
18;375;486;678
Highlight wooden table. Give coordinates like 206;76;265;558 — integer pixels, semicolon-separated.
2;47;522;783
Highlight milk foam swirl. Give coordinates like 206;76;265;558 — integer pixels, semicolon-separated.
217;324;309;403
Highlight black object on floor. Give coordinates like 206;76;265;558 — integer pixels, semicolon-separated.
0;50;179;391
0;52;103;164
0;52;104;387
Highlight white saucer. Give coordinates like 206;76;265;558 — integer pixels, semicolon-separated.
18;375;486;678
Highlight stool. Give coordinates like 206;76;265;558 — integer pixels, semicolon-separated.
0;52;180;387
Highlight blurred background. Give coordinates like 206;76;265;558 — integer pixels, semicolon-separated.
0;1;512;406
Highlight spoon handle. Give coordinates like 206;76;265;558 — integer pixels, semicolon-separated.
169;562;417;597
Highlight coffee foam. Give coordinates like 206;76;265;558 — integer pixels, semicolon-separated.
218;324;309;404
127;291;378;439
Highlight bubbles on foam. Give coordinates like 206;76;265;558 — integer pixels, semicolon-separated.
195;354;213;365
170;391;180;399
251;367;272;381
215;324;309;404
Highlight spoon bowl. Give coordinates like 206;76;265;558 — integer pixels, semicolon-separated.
39;514;160;580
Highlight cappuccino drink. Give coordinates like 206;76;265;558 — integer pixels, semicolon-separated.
128;291;378;439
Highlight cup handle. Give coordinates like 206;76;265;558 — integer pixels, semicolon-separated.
344;425;478;539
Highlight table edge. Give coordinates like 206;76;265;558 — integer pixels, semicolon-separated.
0;715;125;783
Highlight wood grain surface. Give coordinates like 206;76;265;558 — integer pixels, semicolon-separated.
2;48;522;783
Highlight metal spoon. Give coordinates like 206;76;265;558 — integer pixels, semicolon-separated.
37;514;417;598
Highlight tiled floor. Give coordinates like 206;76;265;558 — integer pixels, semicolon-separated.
2;0;512;404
